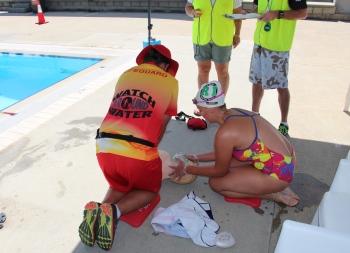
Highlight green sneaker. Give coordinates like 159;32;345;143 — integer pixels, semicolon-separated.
278;123;289;136
96;203;118;251
78;201;100;247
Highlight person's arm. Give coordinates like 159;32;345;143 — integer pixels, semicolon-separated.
170;125;235;178
158;114;171;144
281;0;308;20
258;8;308;22
232;6;243;48
278;8;308;20
187;151;216;162
250;0;307;21
185;2;194;17
185;2;202;18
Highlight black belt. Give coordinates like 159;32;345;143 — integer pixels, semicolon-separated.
95;129;155;148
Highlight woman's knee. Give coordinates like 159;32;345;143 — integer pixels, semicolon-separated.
198;61;211;74
208;177;221;192
214;62;229;75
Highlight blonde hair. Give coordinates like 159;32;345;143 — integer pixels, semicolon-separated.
218;104;227;111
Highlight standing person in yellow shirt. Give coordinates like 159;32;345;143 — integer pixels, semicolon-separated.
248;0;307;136
185;0;242;116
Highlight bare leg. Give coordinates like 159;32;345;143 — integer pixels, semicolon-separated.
102;187;125;204
102;187;157;216
197;60;211;88
114;190;157;215
194;61;212;115
277;88;290;123
214;62;230;95
209;165;299;207
216;185;299;207
252;83;264;113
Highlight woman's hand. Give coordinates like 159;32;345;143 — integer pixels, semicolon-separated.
169;158;187;183
184;154;199;165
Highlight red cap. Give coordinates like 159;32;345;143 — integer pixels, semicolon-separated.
136;44;179;77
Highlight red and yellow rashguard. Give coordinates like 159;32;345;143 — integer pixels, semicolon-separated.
96;63;178;161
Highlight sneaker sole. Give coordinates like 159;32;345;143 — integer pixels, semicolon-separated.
96;203;117;251
78;201;99;247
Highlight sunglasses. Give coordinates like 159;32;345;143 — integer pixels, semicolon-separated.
192;91;224;105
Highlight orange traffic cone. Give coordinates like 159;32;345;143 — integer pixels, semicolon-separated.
35;0;48;25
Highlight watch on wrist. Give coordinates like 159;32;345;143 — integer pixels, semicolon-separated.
278;10;284;19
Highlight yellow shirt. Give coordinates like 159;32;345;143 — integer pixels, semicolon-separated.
254;0;296;51
192;0;235;46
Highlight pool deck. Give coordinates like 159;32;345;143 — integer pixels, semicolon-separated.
0;11;350;253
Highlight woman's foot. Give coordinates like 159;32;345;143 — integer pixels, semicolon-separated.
281;187;300;201
272;191;299;207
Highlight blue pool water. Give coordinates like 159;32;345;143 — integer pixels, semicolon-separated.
0;52;103;111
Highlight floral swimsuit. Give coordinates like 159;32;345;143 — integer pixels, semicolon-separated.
228;109;295;183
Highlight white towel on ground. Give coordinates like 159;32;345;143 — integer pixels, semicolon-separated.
151;191;219;247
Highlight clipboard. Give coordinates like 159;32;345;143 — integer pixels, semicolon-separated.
223;13;260;20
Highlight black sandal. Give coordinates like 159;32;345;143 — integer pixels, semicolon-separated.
175;111;194;122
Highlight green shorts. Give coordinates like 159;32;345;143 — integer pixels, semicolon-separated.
193;43;232;64
249;44;290;89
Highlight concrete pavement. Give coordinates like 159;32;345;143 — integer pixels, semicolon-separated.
0;11;350;253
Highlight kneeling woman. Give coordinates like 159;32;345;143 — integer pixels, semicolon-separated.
170;81;299;207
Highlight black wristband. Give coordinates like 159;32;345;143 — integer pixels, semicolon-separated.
278;10;284;19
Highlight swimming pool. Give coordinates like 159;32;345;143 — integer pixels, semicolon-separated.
0;52;103;111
